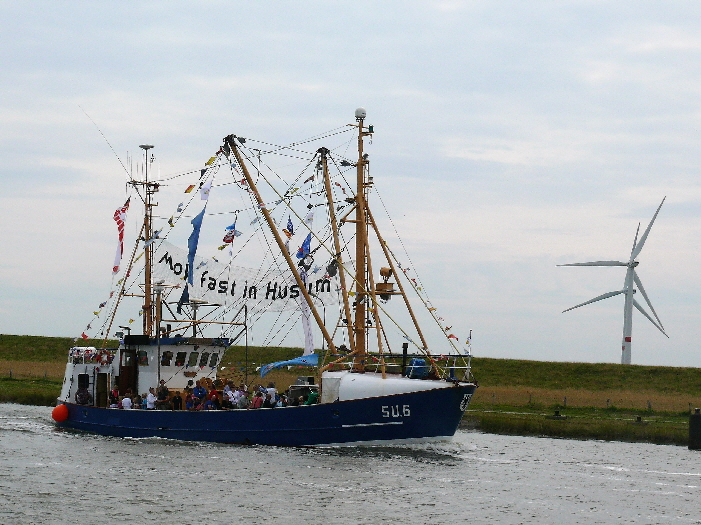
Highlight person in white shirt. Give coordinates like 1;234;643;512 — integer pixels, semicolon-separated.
121;396;132;409
146;387;157;409
266;382;277;403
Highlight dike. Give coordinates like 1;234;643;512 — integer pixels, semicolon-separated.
2;334;699;445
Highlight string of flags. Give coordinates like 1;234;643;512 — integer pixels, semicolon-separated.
397;257;472;346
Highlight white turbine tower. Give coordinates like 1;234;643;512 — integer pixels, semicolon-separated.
559;198;668;364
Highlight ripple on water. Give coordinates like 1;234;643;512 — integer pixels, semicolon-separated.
2;405;701;525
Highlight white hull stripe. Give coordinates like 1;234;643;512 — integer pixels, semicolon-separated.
341;421;404;428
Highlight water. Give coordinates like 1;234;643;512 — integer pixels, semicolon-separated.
1;403;700;525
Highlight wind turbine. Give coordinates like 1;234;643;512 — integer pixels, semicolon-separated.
559;198;668;364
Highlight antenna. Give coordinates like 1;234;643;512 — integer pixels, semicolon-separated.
78;105;131;181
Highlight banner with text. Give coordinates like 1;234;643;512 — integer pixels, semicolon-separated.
153;241;339;312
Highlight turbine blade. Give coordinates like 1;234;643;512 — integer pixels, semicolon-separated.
630;222;641;259
633;271;664;330
558;261;627;267
562;290;625;313
633;298;669;338
631;197;666;259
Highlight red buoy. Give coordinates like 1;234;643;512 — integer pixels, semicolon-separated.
52;404;69;422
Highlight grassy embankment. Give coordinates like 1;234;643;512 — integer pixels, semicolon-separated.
1;334;699;445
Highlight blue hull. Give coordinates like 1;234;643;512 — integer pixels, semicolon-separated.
57;383;476;446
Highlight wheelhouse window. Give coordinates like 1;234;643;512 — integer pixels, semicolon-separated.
209;353;219;368
187;352;199;367
78;373;90;390
161;350;173;366
199;353;210;367
137;350;149;366
175;352;186;367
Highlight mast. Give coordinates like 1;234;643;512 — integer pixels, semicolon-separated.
226;135;338;354
319;147;355;352
138;144;157;336
352;108;372;372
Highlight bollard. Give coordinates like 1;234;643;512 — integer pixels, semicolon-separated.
689;408;701;450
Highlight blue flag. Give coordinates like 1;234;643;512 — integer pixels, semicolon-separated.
187;207;206;286
296;233;312;259
260;353;319;378
287;217;294;236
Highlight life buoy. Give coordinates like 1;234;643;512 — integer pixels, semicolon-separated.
52;404;69;422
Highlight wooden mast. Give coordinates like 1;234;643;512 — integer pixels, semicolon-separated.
137;144;157;337
226;135;337;354
348;109;373;372
319;148;355;353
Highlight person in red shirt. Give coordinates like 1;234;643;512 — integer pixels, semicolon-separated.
249;391;263;409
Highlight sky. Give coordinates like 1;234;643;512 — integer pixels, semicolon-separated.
1;1;700;367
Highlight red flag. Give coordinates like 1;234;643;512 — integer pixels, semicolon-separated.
81;332;89;340
112;198;130;274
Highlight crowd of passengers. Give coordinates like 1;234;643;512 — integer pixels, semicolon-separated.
97;379;319;410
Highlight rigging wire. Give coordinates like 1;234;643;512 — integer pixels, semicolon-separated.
78;105;131;182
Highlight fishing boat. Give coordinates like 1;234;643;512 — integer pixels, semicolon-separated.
52;108;478;446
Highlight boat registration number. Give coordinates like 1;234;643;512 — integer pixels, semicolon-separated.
460;394;473;411
381;405;410;418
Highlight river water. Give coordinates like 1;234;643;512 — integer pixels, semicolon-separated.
1;403;700;525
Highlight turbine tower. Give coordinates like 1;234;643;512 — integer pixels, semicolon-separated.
559;198;668;364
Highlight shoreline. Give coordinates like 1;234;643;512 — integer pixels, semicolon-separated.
2;334;698;447
1;375;691;447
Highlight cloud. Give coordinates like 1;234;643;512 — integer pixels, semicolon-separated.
0;2;699;366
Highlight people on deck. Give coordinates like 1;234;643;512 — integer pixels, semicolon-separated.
172;391;183;411
75;387;93;405
203;395;220;410
248;391;263;409
223;380;234;397
237;390;250;409
146;388;157;409
266;382;277;402
107;378;321;413
156;379;170;409
304;391;319;405
262;393;275;409
193;380;207;401
109;389;119;407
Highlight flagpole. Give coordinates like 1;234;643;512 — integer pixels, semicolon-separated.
139;144;155;337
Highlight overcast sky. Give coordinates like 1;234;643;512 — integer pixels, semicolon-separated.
2;1;700;366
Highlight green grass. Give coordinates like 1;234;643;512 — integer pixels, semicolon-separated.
221;345;306;366
464;408;689;446
0;377;64;406
0;334;118;361
1;335;698;446
471;357;701;395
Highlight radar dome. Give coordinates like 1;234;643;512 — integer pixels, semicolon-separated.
355;107;367;119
